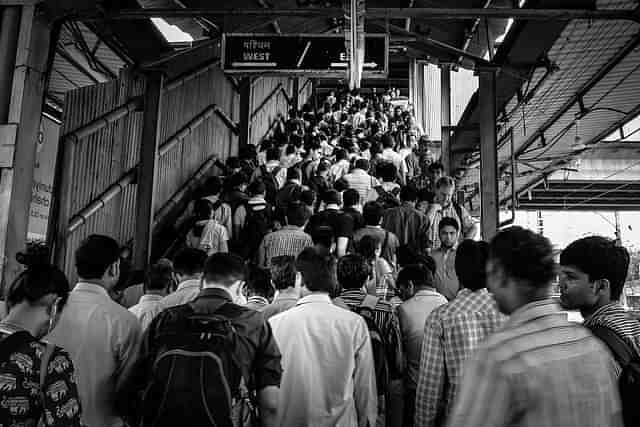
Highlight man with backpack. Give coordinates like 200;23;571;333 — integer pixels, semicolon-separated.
335;254;404;426
274;168;304;225
251;147;286;204
129;253;282;427
231;180;275;260
559;236;640;426
269;248;377;427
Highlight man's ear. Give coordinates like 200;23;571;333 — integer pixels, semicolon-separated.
594;278;610;297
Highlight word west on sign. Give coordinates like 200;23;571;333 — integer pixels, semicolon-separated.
222;33;388;77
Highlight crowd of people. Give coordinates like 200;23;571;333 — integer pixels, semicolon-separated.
0;89;638;427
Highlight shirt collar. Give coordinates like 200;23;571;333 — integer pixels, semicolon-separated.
414;288;443;298
274;293;299;303
340;289;365;298
176;279;201;291
248;296;269;305
140;294;164;303
74;282;110;297
505;298;560;328
198;287;234;302
325;204;340;210
281;225;303;231
585;302;623;322
296;293;332;306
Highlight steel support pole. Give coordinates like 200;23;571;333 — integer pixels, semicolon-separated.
478;67;499;240
440;64;452;175
238;77;252;148
292;77;299;113
133;72;164;270
0;7;21;122
1;5;51;288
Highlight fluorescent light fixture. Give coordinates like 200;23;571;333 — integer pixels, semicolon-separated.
151;18;194;44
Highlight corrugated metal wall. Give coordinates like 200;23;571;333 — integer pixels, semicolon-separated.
298;77;314;110
249;77;293;145
54;65;239;280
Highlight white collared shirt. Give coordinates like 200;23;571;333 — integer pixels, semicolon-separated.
269;293;378;427
161;279;201;309
47;282;142;427
129;294;164;331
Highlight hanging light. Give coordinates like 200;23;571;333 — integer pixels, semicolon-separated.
571;118;586;150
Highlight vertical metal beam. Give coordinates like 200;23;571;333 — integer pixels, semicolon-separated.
440;64;452;174
1;5;50;288
292;77;299;113
478;67;498;240
312;78;318;112
133;72;164;270
238;77;251;148
0;7;21;122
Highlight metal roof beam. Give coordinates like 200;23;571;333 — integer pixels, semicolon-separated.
80;7;640;22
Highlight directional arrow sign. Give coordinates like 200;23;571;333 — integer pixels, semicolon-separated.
222;33;388;77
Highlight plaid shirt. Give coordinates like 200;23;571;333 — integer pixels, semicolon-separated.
415;289;505;427
447;299;622;427
337;289;404;379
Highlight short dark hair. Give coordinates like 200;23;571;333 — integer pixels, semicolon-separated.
246;266;274;299
266;147;280;161
397;264;434;290
382;134;395;148
355;158;369;170
343;188;360;207
229;172;248;188
337;254;371;290
560;236;630;300
377;162;397;182
146;262;174;291
323;190;341;206
436;176;456;189
455;240;489;291
247;179;266;196
287;167;301;181
75;234;120;280
428;162;444;173
204;176;223;195
355;235;379;261
490;226;555;288
418;189;435;203
335;148;347;161
270;255;297;290
439;217;459;231
286;202;308;226
311;225;335;248
203;253;246;286
300;189;315;207
296;248;336;293
400;185;418;202
363;201;384;226
173;248;207;276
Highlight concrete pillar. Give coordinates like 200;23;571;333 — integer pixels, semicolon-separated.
133;72;164;271
238;77;251;148
0;5;52;288
440;64;452;175
478;67;499;240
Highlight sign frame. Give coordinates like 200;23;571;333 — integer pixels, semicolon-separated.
221;32;389;78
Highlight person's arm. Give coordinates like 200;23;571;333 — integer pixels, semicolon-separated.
43;348;84;427
445;348;511;427
414;313;446;427
254;319;283;427
233;205;247;239
336;237;350;258
460;206;478;240
257;236;268;268
258;386;279;427
222;204;233;238
353;319;378;427
387;310;405;378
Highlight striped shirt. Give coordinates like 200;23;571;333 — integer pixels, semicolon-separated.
427;203;474;251
446;299;622;427
343;169;380;203
337;289;404;379
415;288;505;427
257;226;313;268
583;302;640;371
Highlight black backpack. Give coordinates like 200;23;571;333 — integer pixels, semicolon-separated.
140;303;256;427
244;205;274;259
374;186;401;210
590;325;640;427
335;295;390;397
259;165;281;204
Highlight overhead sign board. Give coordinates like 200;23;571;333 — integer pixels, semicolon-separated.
222;33;388;77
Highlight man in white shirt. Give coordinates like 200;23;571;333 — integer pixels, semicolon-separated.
47;234;142;427
161;248;207;309
380;135;407;184
129;260;173;331
269;248;378;427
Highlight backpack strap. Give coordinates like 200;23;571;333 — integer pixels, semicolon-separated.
590;324;635;366
260;164;268;176
453;202;463;227
210;199;223;212
360;295;379;311
382;231;389;255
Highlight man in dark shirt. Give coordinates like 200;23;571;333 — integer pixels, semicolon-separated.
343;188;365;231
382;186;428;254
128;253;282;427
275;168;303;223
305;190;354;257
